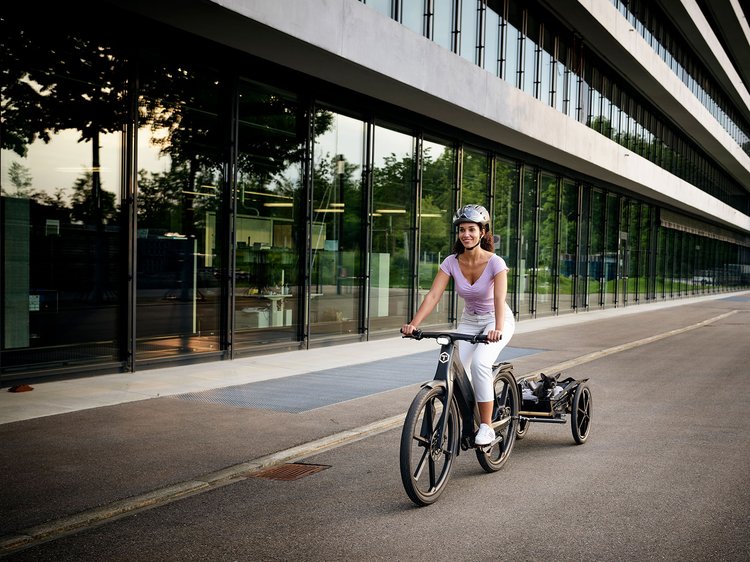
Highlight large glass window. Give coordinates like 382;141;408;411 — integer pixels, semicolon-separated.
554;40;567;114
589;189;606;308
366;0;392;19
559;179;579;312
503;3;522;87
518;166;537;319
418;138;455;327
433;0;456;50
494;159;518;313
402;0;426;35
459;0;479;64
1;9;126;376
656;225;667;299
370;125;415;332
522;12;539;97
536;172;557;317
461;148;489;206
232;81;304;349
484;2;501;76
540;27;554;105
310;111;366;338
604;192;620;308
577;185;591;309
135;59;225;361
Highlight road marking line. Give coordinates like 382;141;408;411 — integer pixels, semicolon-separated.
518;310;738;380
0;309;737;555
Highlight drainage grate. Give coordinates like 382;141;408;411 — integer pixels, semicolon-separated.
250;463;331;481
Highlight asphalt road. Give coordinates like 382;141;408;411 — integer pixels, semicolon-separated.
4;305;750;561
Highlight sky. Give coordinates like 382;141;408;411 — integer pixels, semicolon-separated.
1;128;167;200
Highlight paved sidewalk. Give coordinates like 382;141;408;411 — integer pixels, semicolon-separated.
1;292;747;554
1;292;732;424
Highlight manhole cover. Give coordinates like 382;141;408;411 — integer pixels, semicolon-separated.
251;463;330;481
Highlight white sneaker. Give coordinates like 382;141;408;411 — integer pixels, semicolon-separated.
475;423;495;446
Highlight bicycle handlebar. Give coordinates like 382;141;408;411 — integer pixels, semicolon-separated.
400;328;495;344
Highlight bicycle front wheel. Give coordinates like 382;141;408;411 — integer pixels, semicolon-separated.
476;370;519;473
399;385;459;506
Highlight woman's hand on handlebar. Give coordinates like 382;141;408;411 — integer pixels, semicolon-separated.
486;329;503;342
401;323;417;336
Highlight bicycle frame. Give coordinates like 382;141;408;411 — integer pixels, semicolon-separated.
411;331;485;450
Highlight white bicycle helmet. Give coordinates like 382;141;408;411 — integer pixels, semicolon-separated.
452;204;490;230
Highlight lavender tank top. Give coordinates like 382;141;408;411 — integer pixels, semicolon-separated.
439;253;508;314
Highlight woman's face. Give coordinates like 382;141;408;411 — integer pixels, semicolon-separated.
457;222;482;248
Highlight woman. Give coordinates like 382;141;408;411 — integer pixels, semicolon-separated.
401;204;516;446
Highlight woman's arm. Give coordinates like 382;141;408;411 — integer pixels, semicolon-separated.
401;270;450;334
488;269;508;342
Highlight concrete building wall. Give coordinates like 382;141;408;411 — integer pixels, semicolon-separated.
115;0;750;236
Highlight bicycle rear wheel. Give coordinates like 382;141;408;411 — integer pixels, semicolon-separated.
399;385;459;506
476;370;519;472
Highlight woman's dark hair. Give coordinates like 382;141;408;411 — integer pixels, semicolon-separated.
452;224;494;254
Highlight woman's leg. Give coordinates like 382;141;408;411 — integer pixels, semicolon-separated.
471;312;516;424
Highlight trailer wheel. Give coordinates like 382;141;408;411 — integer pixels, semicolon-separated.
571;382;592;444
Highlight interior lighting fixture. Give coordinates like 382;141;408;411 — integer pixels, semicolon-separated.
246;190;293;200
182;190;216;197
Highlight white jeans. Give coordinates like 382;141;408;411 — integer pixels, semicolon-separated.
456;304;515;403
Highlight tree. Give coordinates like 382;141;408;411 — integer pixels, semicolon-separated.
4;161;33;197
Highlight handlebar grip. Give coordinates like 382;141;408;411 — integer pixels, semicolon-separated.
473;334;500;344
400;328;423;340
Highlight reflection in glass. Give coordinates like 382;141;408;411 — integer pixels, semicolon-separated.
519;166;537;319
604;193;620;308
589;189;605;308
371;125;415;332
577;185;591;310
461;148;488;206
135;60;224;360
559;179;578;312
484;5;501;76
625;200;640;304
494;158;518;315
232;82;306;348
366;0;392;19
639;204;651;300
310;112;365;338
656;226;667;300
460;0;478;64
402;0;425;35
504;8;521;87
536;173;556;317
554;42;567;114
418;139;454;327
1;11;125;374
522;30;537;96
433;0;455;50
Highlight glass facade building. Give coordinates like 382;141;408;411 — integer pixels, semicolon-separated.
1;0;749;382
